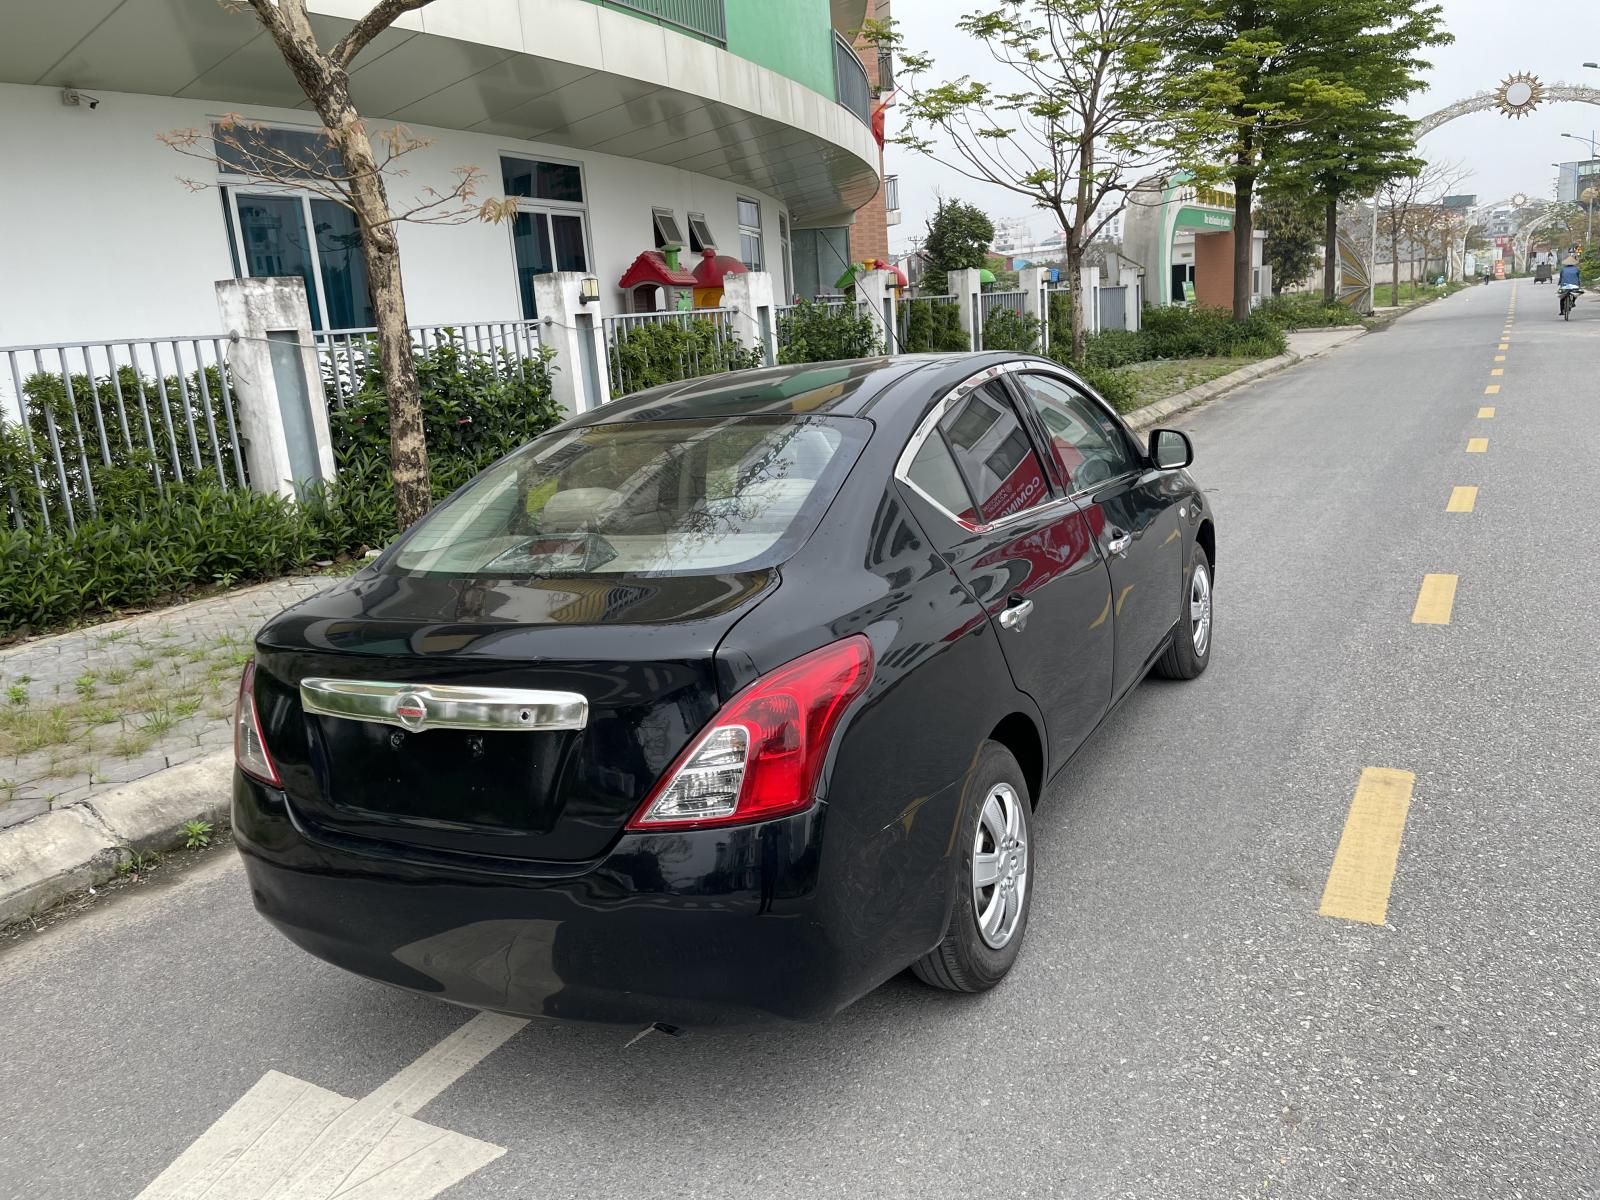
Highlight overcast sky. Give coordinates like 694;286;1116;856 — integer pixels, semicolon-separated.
887;0;1600;251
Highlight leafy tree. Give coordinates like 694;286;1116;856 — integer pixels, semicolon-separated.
869;0;1181;360
1257;190;1322;294
985;255;1021;291
1164;0;1445;316
922;199;996;284
162;0;514;530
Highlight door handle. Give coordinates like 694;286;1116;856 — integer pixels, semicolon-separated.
1105;530;1133;557
999;597;1034;632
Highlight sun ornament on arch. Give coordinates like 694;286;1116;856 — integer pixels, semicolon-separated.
1493;73;1546;119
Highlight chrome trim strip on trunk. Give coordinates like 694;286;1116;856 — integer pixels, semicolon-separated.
299;678;588;734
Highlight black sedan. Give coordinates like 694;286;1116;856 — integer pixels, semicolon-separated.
234;352;1215;1027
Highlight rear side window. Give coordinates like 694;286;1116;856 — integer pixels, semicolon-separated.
938;383;1051;524
388;415;866;577
904;434;974;518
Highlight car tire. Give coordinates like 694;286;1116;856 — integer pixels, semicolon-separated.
1153;541;1212;681
912;741;1033;993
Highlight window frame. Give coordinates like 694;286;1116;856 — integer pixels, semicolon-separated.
687;212;716;253
1010;370;1144;499
652;207;684;248
895;360;1142;530
736;196;764;271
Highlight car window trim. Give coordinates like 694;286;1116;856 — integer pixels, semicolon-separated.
895;360;1080;534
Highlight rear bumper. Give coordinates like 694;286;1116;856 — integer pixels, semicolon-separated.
234;771;954;1028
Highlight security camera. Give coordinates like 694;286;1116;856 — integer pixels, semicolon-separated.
60;88;101;109
87;96;99;110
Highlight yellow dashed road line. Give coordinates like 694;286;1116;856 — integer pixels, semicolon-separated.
1446;486;1478;512
1485;385;1500;395
1466;437;1488;452
1411;574;1458;624
1478;406;1495;418
1319;768;1418;926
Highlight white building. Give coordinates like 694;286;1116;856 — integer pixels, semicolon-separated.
0;0;885;348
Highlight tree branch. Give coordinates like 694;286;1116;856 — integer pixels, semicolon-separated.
330;0;434;68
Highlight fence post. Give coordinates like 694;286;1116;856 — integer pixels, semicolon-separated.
1080;266;1102;337
949;269;984;352
1019;268;1047;353
855;270;897;354
1126;270;1144;332
724;271;777;366
534;272;611;413
215;277;336;500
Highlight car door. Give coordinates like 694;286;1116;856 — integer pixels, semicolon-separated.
896;372;1114;763
1012;371;1183;699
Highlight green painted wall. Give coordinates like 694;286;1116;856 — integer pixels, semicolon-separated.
725;0;837;100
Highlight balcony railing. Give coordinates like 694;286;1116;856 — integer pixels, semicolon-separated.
597;0;726;45
834;34;872;126
885;175;900;213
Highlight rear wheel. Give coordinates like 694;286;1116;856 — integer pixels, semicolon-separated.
1153;542;1213;680
912;742;1033;993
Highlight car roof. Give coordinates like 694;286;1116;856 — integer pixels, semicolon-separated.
565;354;1013;427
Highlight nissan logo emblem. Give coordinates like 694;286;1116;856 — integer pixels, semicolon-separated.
394;692;428;731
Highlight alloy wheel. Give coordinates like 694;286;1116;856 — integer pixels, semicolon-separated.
1191;563;1213;656
972;782;1028;949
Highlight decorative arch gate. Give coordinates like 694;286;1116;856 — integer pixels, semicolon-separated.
1344;75;1600;309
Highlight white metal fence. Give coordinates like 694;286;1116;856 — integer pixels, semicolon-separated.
604;308;746;397
314;320;545;407
2;336;246;534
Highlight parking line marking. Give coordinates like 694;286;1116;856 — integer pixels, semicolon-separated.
1411;574;1458;624
1478;406;1495;418
1446;486;1478;512
1491;368;1504;376
137;1013;526;1200
1466;437;1488;452
1320;769;1417;925
1485;385;1500;394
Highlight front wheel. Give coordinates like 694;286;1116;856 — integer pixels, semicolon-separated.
912;742;1033;993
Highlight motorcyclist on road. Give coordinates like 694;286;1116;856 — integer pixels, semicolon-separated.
1559;256;1582;288
1558;255;1583;319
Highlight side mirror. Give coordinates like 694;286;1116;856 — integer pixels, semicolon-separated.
1149;428;1193;470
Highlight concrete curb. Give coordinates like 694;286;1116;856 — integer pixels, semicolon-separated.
0;750;231;927
1123;327;1366;433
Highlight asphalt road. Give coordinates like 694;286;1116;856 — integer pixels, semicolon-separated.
4;282;1599;1200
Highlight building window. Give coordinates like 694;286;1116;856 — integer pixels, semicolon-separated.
223;190;373;331
737;198;763;271
779;212;793;302
653;208;684;248
500;156;590;319
687;213;716;254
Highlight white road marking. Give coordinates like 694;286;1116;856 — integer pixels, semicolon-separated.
138;1013;527;1200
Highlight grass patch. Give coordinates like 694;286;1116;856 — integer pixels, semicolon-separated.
0;705;74;754
111;729;156;758
1119;356;1268;408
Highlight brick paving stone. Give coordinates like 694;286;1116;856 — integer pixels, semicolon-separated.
0;575;333;828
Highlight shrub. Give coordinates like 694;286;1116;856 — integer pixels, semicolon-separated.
1075;364;1142;414
981;307;1041;353
1256;294;1363;330
606;318;764;396
1140;304;1286;359
900;298;969;352
1079;328;1146;369
778;300;883;364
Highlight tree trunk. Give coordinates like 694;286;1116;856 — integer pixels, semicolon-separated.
1322;195;1339;305
1390;227;1400;303
1066;244;1087;364
330;109;431;528
1232;169;1254;320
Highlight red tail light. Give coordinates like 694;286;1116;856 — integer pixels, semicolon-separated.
626;635;874;831
235;659;282;787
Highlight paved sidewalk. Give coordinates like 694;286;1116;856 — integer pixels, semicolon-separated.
0;576;329;830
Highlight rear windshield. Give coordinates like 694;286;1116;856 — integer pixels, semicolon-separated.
386;415;867;578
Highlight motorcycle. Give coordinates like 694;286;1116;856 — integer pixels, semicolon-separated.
1560;283;1582;321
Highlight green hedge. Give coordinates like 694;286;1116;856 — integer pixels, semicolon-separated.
900;298;970;352
777;301;883;363
1255;294;1365;329
981;307;1041;353
1;338;567;636
607;318;764;396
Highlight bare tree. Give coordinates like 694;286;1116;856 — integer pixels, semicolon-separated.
162;0;513;528
1377;160;1468;297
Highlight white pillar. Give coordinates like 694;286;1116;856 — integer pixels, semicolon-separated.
1080;266;1102;336
724;271;778;366
534;272;612;413
1125;272;1143;332
214;276;336;500
1019;267;1047;352
948;269;983;351
855;270;898;354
